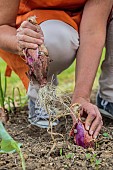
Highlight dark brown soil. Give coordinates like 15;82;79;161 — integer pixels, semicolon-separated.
0;90;113;170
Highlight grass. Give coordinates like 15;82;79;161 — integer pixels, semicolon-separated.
58;48;105;91
0;48;105;96
0;59;26;97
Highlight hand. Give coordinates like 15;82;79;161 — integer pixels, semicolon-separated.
71;97;103;139
16;20;44;54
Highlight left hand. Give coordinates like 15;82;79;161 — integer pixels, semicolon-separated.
71;97;103;139
16;20;44;55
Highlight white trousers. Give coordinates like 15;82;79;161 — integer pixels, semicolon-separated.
99;12;113;102
27;20;79;100
28;18;113;104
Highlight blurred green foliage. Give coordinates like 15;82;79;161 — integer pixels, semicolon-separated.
0;48;105;95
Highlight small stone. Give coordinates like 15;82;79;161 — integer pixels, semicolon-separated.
50;162;53;166
54;157;58;161
0;161;6;166
74;129;77;134
24;153;29;160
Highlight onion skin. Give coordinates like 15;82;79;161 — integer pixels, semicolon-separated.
70;104;94;148
23;16;50;87
24;45;49;87
70;120;94;148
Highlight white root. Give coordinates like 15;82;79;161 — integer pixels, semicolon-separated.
35;81;80;155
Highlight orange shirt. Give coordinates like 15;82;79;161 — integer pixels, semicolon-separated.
17;0;87;31
1;0;87;90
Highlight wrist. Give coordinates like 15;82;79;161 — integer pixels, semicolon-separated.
71;95;90;106
72;87;91;103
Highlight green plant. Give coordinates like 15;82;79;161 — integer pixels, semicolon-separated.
0;70;15;112
65;153;74;159
0;121;25;170
86;153;91;160
0;71;7;108
85;153;101;169
0;70;27;113
4;87;23;113
60;148;63;156
95;159;101;166
103;132;110;138
0;71;26;169
12;87;22;108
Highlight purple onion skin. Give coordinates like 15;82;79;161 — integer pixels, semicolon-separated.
75;121;85;148
24;47;48;86
70;120;94;149
27;57;34;65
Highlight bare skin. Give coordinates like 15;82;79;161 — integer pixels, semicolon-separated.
0;0;20;53
0;0;113;138
72;0;113;138
0;0;43;54
16;21;44;53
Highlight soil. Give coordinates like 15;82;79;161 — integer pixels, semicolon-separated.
0;90;113;170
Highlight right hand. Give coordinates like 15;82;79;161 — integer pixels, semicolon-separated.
71;97;103;139
16;20;44;54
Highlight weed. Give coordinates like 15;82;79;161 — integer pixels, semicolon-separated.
12;87;22;108
95;159;101;166
0;71;26;169
60;148;63;156
85;153;101;169
103;132;110;138
65;153;74;159
0;121;25;170
0;71;7;108
0;70;27;113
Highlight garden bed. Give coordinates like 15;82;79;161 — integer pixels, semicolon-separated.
0;90;113;170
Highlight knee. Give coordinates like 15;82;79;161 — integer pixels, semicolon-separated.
40;20;79;63
40;20;79;74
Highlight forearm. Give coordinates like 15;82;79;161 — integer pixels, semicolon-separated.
0;0;20;54
0;25;18;54
72;0;112;104
72;34;104;102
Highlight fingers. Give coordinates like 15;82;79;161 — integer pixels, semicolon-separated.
84;104;103;138
18;20;43;34
93;120;103;139
17;34;43;45
18;41;38;50
71;97;103;139
16;20;44;51
84;103;97;131
17;28;43;40
90;106;103;139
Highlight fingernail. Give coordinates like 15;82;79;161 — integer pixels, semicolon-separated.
86;126;89;130
34;44;38;48
90;131;94;135
38;40;43;44
41;36;44;40
94;136;97;139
